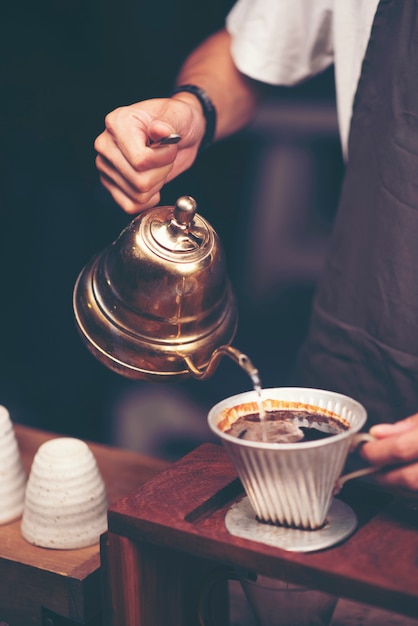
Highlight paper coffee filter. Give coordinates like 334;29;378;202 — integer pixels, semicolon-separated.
0;405;26;525
210;387;366;448
217;398;350;435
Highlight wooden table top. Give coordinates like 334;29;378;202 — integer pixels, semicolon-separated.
108;442;418;620
0;424;169;625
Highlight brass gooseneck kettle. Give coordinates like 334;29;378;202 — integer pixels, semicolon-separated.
73;196;258;382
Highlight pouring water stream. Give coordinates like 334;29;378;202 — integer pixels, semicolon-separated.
184;347;267;439
236;354;268;442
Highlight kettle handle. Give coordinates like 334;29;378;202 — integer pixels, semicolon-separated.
184;346;260;383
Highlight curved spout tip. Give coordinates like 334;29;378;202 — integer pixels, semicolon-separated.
184;345;261;385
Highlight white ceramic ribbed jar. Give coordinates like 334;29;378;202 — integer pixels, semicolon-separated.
21;437;108;549
0;405;26;524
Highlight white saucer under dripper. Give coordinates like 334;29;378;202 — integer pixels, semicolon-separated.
0;405;26;525
225;495;358;552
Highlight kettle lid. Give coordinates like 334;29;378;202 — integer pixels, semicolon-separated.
148;195;209;254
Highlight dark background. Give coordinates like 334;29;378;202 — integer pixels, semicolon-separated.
0;1;343;453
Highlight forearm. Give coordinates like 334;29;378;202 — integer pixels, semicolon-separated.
173;28;264;141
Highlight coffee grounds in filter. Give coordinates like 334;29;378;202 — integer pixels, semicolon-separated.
225;410;350;444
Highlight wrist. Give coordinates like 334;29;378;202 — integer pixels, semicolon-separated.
170;84;217;152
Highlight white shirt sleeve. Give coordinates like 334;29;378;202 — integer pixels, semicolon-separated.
333;0;378;160
226;0;335;86
225;0;379;160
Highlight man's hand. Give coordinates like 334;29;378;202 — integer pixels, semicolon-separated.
360;414;418;492
94;97;205;214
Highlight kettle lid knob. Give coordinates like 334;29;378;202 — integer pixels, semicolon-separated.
173;195;197;225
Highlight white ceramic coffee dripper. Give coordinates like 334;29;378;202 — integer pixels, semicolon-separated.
208;387;375;550
21;437;108;549
0;405;26;525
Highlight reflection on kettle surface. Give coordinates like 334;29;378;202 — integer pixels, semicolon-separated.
73;195;257;383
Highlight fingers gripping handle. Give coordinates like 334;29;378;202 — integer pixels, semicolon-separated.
333;432;379;495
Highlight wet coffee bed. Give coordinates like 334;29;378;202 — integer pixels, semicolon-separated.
225;410;349;443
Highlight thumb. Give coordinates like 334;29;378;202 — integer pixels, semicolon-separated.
370;413;418;438
147;120;179;145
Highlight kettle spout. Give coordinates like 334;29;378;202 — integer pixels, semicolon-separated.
184;345;260;384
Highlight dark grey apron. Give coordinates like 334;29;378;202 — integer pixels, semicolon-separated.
292;0;418;426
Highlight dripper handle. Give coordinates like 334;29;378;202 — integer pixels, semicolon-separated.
333;432;378;495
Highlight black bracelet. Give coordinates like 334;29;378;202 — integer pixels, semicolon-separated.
170;84;217;151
